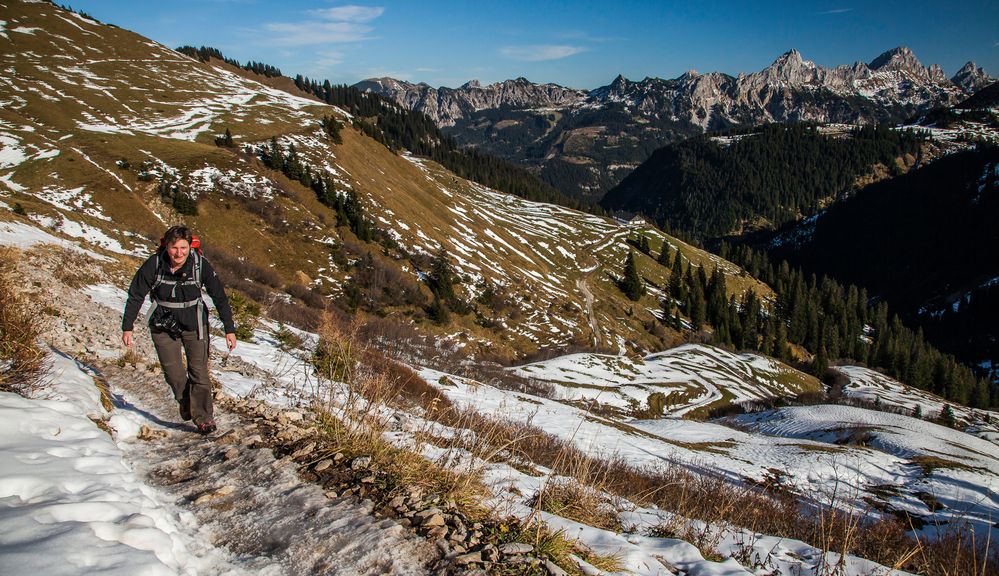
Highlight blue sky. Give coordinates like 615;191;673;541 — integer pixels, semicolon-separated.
73;0;998;89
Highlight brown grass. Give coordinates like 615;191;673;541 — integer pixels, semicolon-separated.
0;248;48;396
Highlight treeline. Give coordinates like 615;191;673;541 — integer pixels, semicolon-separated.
292;76;590;209
257;136;378;243
176;46;283;78
700;242;997;409
601;123;926;242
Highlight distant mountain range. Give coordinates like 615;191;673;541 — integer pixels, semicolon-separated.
357;48;994;202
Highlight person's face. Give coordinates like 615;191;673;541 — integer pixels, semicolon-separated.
167;239;190;268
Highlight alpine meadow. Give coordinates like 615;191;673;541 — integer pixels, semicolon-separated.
0;1;997;575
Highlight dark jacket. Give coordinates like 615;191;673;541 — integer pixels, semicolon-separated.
121;250;236;336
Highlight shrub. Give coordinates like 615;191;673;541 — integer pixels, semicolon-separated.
273;324;304;351
0;248;47;395
201;245;282;289
227;290;260;341
286;283;327;309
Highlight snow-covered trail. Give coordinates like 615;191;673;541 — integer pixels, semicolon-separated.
0;234;438;576
98;359;437;576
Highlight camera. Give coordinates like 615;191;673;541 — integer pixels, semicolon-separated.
150;307;182;336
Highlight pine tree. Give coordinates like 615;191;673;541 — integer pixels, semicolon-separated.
265;137;284;170
657;244;671;268
668;252;684;302
689;281;706;330
812;345;828;379
939;404;956;428
620;250;645;301
427;295;450;325
428;246;467;313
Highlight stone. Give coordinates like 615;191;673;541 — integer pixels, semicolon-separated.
499;542;534;555
223;447;239;461
193;485;236;505
351;456;372;470
279;410;304;423
415;508;443;524
454;551;481;566
137;425;167;440
241;434;263;446
314;459;332;472
291;441;316;459
482;544;499;562
435;539;450;555
544;559;568;576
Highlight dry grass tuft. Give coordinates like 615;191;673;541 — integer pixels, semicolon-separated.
0;247;48;396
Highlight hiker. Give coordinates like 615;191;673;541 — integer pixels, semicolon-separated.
121;225;236;434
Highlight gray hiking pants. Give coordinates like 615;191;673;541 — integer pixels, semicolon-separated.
151;329;213;425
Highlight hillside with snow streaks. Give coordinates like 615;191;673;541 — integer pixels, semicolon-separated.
422;357;999;541
512;344;820;416
2;0;776;356
733;404;999;537
836;364;999;442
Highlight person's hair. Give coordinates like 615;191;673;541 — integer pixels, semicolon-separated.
161;225;193;247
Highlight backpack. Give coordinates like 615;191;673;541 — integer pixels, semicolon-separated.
147;236;206;339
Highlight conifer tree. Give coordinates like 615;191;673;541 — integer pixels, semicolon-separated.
812;345;828;379
939;404;956;428
427;295;450;325
688;281;706;330
427;246;467;313
657;244;671;268
284;143;304;181
265;137;284;170
620;250;644;301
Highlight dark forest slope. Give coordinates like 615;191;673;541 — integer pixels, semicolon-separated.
600;124;924;242
765;145;999;377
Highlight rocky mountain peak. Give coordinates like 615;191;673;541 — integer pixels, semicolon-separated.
461;79;482;89
951;61;995;93
755;48;817;86
869;46;923;72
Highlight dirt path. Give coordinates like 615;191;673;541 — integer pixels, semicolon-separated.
576;278;600;346
100;361;437;575
575;227;631;348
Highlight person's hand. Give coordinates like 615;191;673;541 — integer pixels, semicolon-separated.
225;333;237;351
122;331;133;348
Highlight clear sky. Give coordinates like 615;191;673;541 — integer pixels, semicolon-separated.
70;0;999;89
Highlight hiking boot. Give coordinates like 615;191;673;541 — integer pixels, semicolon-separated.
195;419;217;435
178;401;192;422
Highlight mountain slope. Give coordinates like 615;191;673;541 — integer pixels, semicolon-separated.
0;0;770;360
599;123;926;240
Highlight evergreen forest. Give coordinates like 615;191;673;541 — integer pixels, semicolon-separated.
601;123;925;241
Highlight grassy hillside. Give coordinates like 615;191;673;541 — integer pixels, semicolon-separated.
0;1;771;361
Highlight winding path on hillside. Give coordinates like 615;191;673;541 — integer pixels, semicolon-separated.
575;225;632;350
576;278;600;346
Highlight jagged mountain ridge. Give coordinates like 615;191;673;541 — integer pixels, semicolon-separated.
360;47;989;128
357;48;993;202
